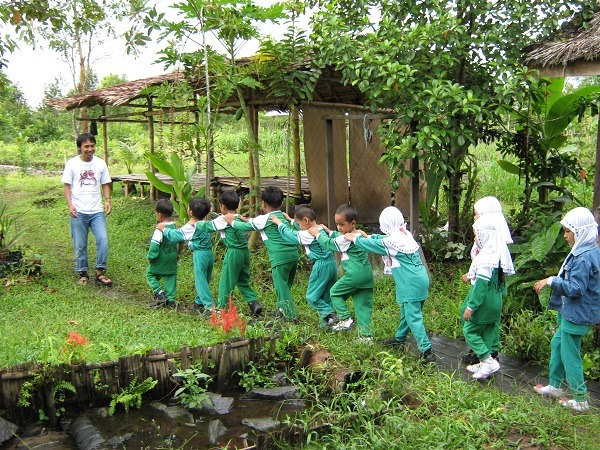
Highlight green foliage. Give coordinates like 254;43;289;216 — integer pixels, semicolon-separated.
0;198;25;254
237;360;278;392
145;152;200;221
502;310;555;364
173;365;212;409
108;377;158;415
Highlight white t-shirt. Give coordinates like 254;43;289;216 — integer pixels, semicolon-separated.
61;155;112;214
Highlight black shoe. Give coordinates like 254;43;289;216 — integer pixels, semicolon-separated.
324;313;339;328
380;337;406;348
149;291;168;307
420;349;437;364
165;301;176;309
193;303;209;315
248;301;263;317
461;350;480;365
491;351;499;362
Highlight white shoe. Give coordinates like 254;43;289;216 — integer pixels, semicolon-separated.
471;357;500;380
357;336;373;344
533;384;564;398
466;362;482;373
559;398;590;412
331;317;355;331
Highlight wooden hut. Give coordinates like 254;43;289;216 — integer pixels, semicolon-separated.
522;10;600;223
45;63;422;228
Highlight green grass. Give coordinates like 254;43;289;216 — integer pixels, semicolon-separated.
2;171;599;449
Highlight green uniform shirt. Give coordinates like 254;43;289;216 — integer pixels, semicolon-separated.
196;215;248;250
355;234;428;302
147;222;178;275
232;211;299;267
317;230;372;283
162;222;212;252
277;223;334;262
462;267;505;324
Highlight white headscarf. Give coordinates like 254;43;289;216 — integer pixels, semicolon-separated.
474;196;513;244
379;207;420;254
558;207;598;276
467;214;515;279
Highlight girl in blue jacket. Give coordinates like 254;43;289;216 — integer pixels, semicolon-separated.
533;207;600;412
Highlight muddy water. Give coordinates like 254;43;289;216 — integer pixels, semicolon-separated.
4;390;305;449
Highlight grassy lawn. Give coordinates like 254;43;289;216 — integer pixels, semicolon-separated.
1;171;599;449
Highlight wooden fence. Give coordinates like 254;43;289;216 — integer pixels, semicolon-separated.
0;336;277;424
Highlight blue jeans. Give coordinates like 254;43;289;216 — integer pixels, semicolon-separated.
70;212;108;273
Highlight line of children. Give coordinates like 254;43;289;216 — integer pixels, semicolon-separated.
460;213;515;379
308;204;375;340
157;197;215;314
270;205;339;328
345;206;436;362
224;186;300;322
532;207;600;412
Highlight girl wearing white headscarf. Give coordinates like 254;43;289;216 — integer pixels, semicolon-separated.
532;207;600;412
461;215;515;380
346;206;435;363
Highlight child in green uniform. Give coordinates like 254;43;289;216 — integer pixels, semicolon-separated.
271;205;339;328
461;214;515;379
157;198;215;314
224;186;299;321
533;207;600;412
195;190;262;316
147;199;179;308
309;204;374;340
346;206;435;362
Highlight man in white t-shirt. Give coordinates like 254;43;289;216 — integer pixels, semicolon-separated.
61;133;113;286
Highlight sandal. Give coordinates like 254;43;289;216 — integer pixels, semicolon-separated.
77;272;89;286
95;273;113;287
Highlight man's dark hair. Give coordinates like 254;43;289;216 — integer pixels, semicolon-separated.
261;186;284;208
336;204;357;222
155;198;174;217
76;132;96;148
189;197;211;220
294;204;316;221
219;190;240;211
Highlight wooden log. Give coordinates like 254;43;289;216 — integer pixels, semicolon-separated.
118;354;145;388
179;345;191;370
146;348;172;399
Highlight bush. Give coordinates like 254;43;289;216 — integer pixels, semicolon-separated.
502;309;554;364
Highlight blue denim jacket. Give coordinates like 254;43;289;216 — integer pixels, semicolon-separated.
548;242;600;326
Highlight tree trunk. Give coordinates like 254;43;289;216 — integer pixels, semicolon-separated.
447;139;465;241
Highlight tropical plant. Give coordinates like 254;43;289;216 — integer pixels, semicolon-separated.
145;152;203;221
108;376;158;415
173;365;212;409
236;360;278;392
0;199;25;262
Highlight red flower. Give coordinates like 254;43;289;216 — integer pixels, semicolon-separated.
66;330;88;347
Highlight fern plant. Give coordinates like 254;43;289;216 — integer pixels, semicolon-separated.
108;377;158;416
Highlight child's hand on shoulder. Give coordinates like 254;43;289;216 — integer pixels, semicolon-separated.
319;224;331;234
282;211;292;221
270;215;283;225
223;213;237;224
308;226;320;237
359;229;368;237
156;223;167;231
344;232;357;242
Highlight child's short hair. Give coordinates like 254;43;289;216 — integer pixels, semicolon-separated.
155;198;174;216
336;204;357;222
261;186;284;208
189;197;211;220
294;204;316;221
219;190;239;211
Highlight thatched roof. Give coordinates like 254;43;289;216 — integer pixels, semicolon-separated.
523;11;600;71
44;63;365;112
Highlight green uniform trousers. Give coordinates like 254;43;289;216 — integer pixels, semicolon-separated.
272;261;298;319
217;248;257;309
306;259;337;325
330;273;374;337
462;319;498;360
548;314;591;401
146;271;177;303
395;301;432;352
193;250;214;308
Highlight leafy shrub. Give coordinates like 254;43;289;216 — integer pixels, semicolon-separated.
502;309;554;364
173;366;212;409
108;377;158;415
237;360;278;392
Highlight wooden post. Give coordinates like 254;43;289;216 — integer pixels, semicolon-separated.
102;105;108;164
292;105;302;205
148;97;156;201
325;118;336;229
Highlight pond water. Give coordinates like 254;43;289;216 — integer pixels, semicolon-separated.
4;389;306;449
